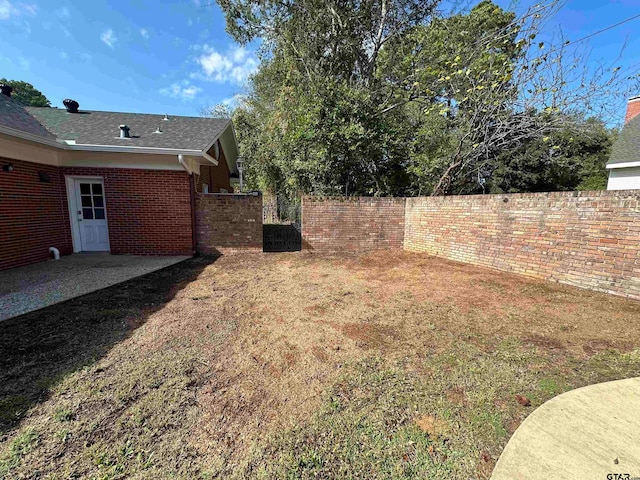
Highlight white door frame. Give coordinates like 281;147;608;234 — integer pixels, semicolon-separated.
65;175;110;253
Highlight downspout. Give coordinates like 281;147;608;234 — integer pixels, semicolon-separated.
178;154;192;175
178;155;197;256
189;174;197;256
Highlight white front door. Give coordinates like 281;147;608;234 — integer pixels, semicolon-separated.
74;179;110;251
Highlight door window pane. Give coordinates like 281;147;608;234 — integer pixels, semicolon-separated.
94;208;105;220
81;196;93;207
92;184;103;195
80;184;91;195
93;196;104;207
82;208;94;219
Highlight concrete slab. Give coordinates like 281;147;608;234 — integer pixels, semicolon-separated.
492;377;640;480
0;254;190;321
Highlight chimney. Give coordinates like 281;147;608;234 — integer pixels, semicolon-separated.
624;96;640;123
0;84;13;97
63;99;79;113
119;125;131;139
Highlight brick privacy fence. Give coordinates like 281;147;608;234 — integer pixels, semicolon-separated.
301;191;640;300
301;196;405;253
195;193;263;255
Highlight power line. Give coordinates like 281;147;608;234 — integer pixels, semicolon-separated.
545;13;640;56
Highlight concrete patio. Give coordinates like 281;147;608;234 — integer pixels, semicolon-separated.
0;254;190;322
491;377;640;480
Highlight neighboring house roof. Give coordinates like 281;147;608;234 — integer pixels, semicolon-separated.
607;115;640;168
0;93;57;141
26;107;230;151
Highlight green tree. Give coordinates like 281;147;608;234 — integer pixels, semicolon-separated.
213;0;626;197
217;0;439;197
487;116;614;193
0;79;50;107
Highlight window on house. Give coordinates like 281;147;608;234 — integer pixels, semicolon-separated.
202;183;209;193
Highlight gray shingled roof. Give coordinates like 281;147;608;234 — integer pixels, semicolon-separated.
25;107;230;151
0;94;57;141
608;115;640;166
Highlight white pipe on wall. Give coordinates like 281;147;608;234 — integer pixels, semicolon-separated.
49;247;60;260
178;154;192;175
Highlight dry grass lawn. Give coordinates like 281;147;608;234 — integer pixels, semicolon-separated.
1;251;640;479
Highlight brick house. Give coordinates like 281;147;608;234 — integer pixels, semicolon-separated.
0;85;240;271
607;96;640;190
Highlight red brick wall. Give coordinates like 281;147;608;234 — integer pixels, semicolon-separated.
62;167;193;256
0;157;73;270
625;97;640;123
195;193;263;255
301;196;405;253
404;191;640;300
196;141;233;193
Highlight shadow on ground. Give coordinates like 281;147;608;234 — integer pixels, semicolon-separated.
0;257;213;435
263;224;302;252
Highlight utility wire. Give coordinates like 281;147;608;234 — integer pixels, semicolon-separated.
545;13;640;56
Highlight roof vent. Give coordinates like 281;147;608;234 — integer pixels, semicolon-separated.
153;126;163;134
163;114;170;121
119;125;131;139
63;99;79;113
0;84;13;97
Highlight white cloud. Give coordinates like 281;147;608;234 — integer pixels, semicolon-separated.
195;45;258;84
181;85;201;99
0;0;37;20
160;82;202;101
18;56;29;70
221;93;247;109
21;2;35;15
60;51;68;60
140;28;149;40
100;28;116;48
56;6;70;19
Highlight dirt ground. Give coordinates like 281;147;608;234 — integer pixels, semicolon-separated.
1;251;640;479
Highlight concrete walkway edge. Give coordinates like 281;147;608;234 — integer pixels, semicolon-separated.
491;377;640;480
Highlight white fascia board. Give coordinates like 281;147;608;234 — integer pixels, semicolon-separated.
219;125;239;172
67;143;203;155
607;161;640;169
202;150;219;166
201;119;232;156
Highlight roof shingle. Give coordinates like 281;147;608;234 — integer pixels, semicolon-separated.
608;115;640;166
0;94;57;141
25;107;230;151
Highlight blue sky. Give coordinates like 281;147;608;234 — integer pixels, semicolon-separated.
0;0;258;115
0;0;639;120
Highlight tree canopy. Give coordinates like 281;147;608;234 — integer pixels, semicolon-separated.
211;0;623;197
0;79;51;107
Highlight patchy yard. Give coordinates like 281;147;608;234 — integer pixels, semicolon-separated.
2;252;640;479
